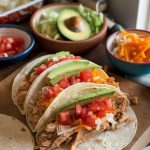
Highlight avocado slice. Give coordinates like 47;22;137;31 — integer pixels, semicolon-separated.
47;60;101;85
27;51;71;76
56;89;116;113
57;9;92;41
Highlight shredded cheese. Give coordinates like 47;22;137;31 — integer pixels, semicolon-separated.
113;29;150;63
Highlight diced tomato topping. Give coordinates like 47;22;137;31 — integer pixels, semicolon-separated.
80;70;93;82
44;89;53;99
103;99;112;108
51;84;62;95
47;61;57;67
76;104;82;117
15;45;24;53
0;43;7;52
7;37;14;43
59;111;72;125
82;116;95;127
59;76;70;88
81;107;88;118
0;16;9;24
7;50;16;56
0;53;4;57
75;56;81;59
67;55;75;60
33;55;81;74
44;84;63;100
89;101;100;112
95;111;106;118
0;35;25;57
12;38;24;47
6;43;12;50
88;111;97;119
34;64;47;75
57;98;114;127
95;100;107;112
59;55;80;62
57;96;114;127
1;35;8;44
59;57;68;62
70;75;80;85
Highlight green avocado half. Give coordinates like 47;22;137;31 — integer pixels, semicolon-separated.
56;88;116;113
47;60;101;85
57;9;92;41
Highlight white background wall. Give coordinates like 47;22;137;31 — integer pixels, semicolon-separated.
136;0;150;30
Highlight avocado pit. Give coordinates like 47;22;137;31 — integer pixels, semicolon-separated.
57;9;91;41
65;16;84;32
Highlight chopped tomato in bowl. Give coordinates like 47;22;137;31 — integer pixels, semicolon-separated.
0;24;35;64
0;35;25;57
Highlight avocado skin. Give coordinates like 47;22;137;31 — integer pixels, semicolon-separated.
47;60;101;85
56;88;116;113
57;9;92;41
27;51;70;76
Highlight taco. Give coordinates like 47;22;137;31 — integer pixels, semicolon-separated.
35;83;137;150
12;51;80;114
24;59;118;132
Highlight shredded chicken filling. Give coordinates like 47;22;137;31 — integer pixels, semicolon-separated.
16;74;38;109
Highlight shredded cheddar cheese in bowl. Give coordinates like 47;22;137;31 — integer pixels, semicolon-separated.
112;29;150;63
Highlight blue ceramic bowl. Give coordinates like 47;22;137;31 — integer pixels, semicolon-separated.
0;24;35;64
106;29;150;75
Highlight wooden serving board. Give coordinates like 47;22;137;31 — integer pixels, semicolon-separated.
0;67;149;150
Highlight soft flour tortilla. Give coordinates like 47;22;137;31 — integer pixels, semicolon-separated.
35;82;137;150
36;83;124;133
25;60;107;132
75;107;137;150
0;114;34;150
56;107;137;150
12;55;51;115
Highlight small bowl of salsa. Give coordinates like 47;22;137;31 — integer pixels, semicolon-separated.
0;24;35;64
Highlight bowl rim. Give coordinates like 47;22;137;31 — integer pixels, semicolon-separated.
0;24;35;60
30;2;107;44
106;29;150;65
